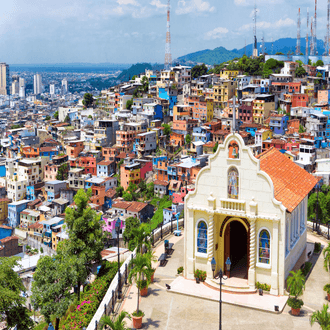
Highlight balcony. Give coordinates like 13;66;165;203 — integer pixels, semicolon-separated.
220;198;246;212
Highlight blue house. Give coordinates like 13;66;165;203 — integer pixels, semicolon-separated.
241;124;259;137
153;156;167;168
8;200;29;227
158;88;177;116
26;186;36;201
40;217;64;247
269;114;289;135
0;225;13;240
40;148;58;160
0;163;5;177
192;127;211;143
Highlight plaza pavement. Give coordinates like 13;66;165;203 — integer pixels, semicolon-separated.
118;230;329;329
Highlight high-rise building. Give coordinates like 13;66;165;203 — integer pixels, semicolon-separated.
34;74;42;95
50;84;55;95
11;75;19;95
19;77;25;88
62;78;68;94
19;86;25;99
0;63;9;95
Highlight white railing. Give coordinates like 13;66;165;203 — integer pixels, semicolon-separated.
220;199;246;212
87;219;184;330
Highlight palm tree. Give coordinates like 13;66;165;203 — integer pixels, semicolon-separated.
310;304;330;330
99;311;131;330
287;269;305;299
128;253;152;314
132;223;151;254
324;243;330;272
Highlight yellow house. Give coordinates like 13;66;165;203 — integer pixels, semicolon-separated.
253;96;275;125
219;70;242;80
206;98;214;122
213;80;236;109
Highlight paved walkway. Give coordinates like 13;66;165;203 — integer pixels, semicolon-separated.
117;230;329;329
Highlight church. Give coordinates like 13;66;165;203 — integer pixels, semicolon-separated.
184;133;318;295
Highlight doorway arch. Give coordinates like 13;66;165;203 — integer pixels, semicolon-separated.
223;219;249;279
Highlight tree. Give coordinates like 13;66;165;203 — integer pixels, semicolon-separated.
191;64;208;79
64;115;70;123
45;115;51;120
213;142;219;153
128;253;152;315
54;110;59;119
126;99;133;110
310;304;330;330
100;311;131;330
123;217;140;251
287;270;305;299
32;255;76;330
162;123;171;139
141;76;149;93
295;66;307;78
324;243;330;272
185;134;192;145
123;191;133;201
0;257;33;330
82;93;94;108
275;52;284;55
131;223;151;254
308;59;312;65
62;189;105;299
299;124;306;133
116;185;124;197
88;114;93;119
317;72;323;78
56;163;68;180
316;60;324;67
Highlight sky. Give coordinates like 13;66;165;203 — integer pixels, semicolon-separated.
0;0;328;64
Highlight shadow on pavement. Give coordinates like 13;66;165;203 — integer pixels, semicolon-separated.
142;318;161;329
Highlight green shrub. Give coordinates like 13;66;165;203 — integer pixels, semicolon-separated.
287;297;304;309
315;242;322;254
301;262;312;277
177;266;184;274
137;279;148;290
194;269;206;282
324;284;330;294
40;247;43;253
255;282;271;291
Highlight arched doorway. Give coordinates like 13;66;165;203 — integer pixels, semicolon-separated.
224;220;248;279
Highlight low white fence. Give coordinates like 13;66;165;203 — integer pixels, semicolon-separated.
87;218;184;330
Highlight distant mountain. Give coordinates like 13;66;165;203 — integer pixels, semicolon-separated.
177;38;327;66
116;62;164;82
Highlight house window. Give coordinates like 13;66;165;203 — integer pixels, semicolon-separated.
258;229;270;265
197;220;207;254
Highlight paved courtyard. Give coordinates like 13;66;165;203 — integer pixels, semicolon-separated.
120;231;329;329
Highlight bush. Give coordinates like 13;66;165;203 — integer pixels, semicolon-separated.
40;247;43;253
194;269;206;282
137;279;148;290
301;262;312;277
324;284;330;294
60;261;118;330
177;266;184;274
315;242;322;254
255;282;271;291
287;297;304;309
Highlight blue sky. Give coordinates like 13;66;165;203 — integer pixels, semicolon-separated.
0;0;328;64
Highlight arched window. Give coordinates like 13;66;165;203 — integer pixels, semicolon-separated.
258;229;270;264
228;167;239;200
197;221;207;254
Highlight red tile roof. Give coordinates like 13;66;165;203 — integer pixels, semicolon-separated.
105;188;116;198
127;201;148;213
154;180;169;186
98;160;113;166
0;236;19;244
257;147;318;212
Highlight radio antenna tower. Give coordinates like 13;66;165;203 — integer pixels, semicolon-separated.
325;0;330;55
164;0;172;70
310;17;314;56
296;8;301;55
306;8;309;62
314;0;318;55
252;1;258;58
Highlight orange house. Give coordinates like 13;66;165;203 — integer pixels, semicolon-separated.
120;162;141;190
103;147;120;162
66;141;84;158
155;159;168;182
22;146;39;158
170;132;185;147
288;82;301;93
90;185;106;207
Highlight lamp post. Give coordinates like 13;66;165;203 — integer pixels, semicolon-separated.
211;257;230;330
115;218;122;300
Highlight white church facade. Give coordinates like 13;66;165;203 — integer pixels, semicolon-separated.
184;133;317;295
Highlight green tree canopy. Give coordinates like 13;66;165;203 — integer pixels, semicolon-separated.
295;66;307;78
191;64;208;79
0;257;33;330
82;93;94;108
141;76;149;93
126;99;133;110
45;115;51;120
54;110;59;119
32;255;77;330
316;60;324;67
185;134;192;145
162;123;171;138
123;217;140;251
310;304;330;330
64;115;70;123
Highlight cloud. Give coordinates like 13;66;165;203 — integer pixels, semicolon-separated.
239;17;295;31
117;0;140;6
205;27;229;40
150;0;167;9
234;0;283;6
176;0;215;15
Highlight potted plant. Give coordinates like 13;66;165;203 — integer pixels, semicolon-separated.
138;279;149;297
177;266;184;275
129;253;152;329
324;284;330;301
310;304;330;329
287;270;305;316
100;311;131;330
194;269;201;283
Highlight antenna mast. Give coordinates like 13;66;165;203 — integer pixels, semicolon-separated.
306;8;309;62
252;2;258;58
315;0;317;55
164;0;172;70
296;8;301;55
310;17;314;56
326;0;330;55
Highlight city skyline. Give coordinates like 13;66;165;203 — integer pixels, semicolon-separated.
1;0;330;64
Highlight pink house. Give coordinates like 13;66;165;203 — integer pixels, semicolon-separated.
172;186;194;204
102;217;125;239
